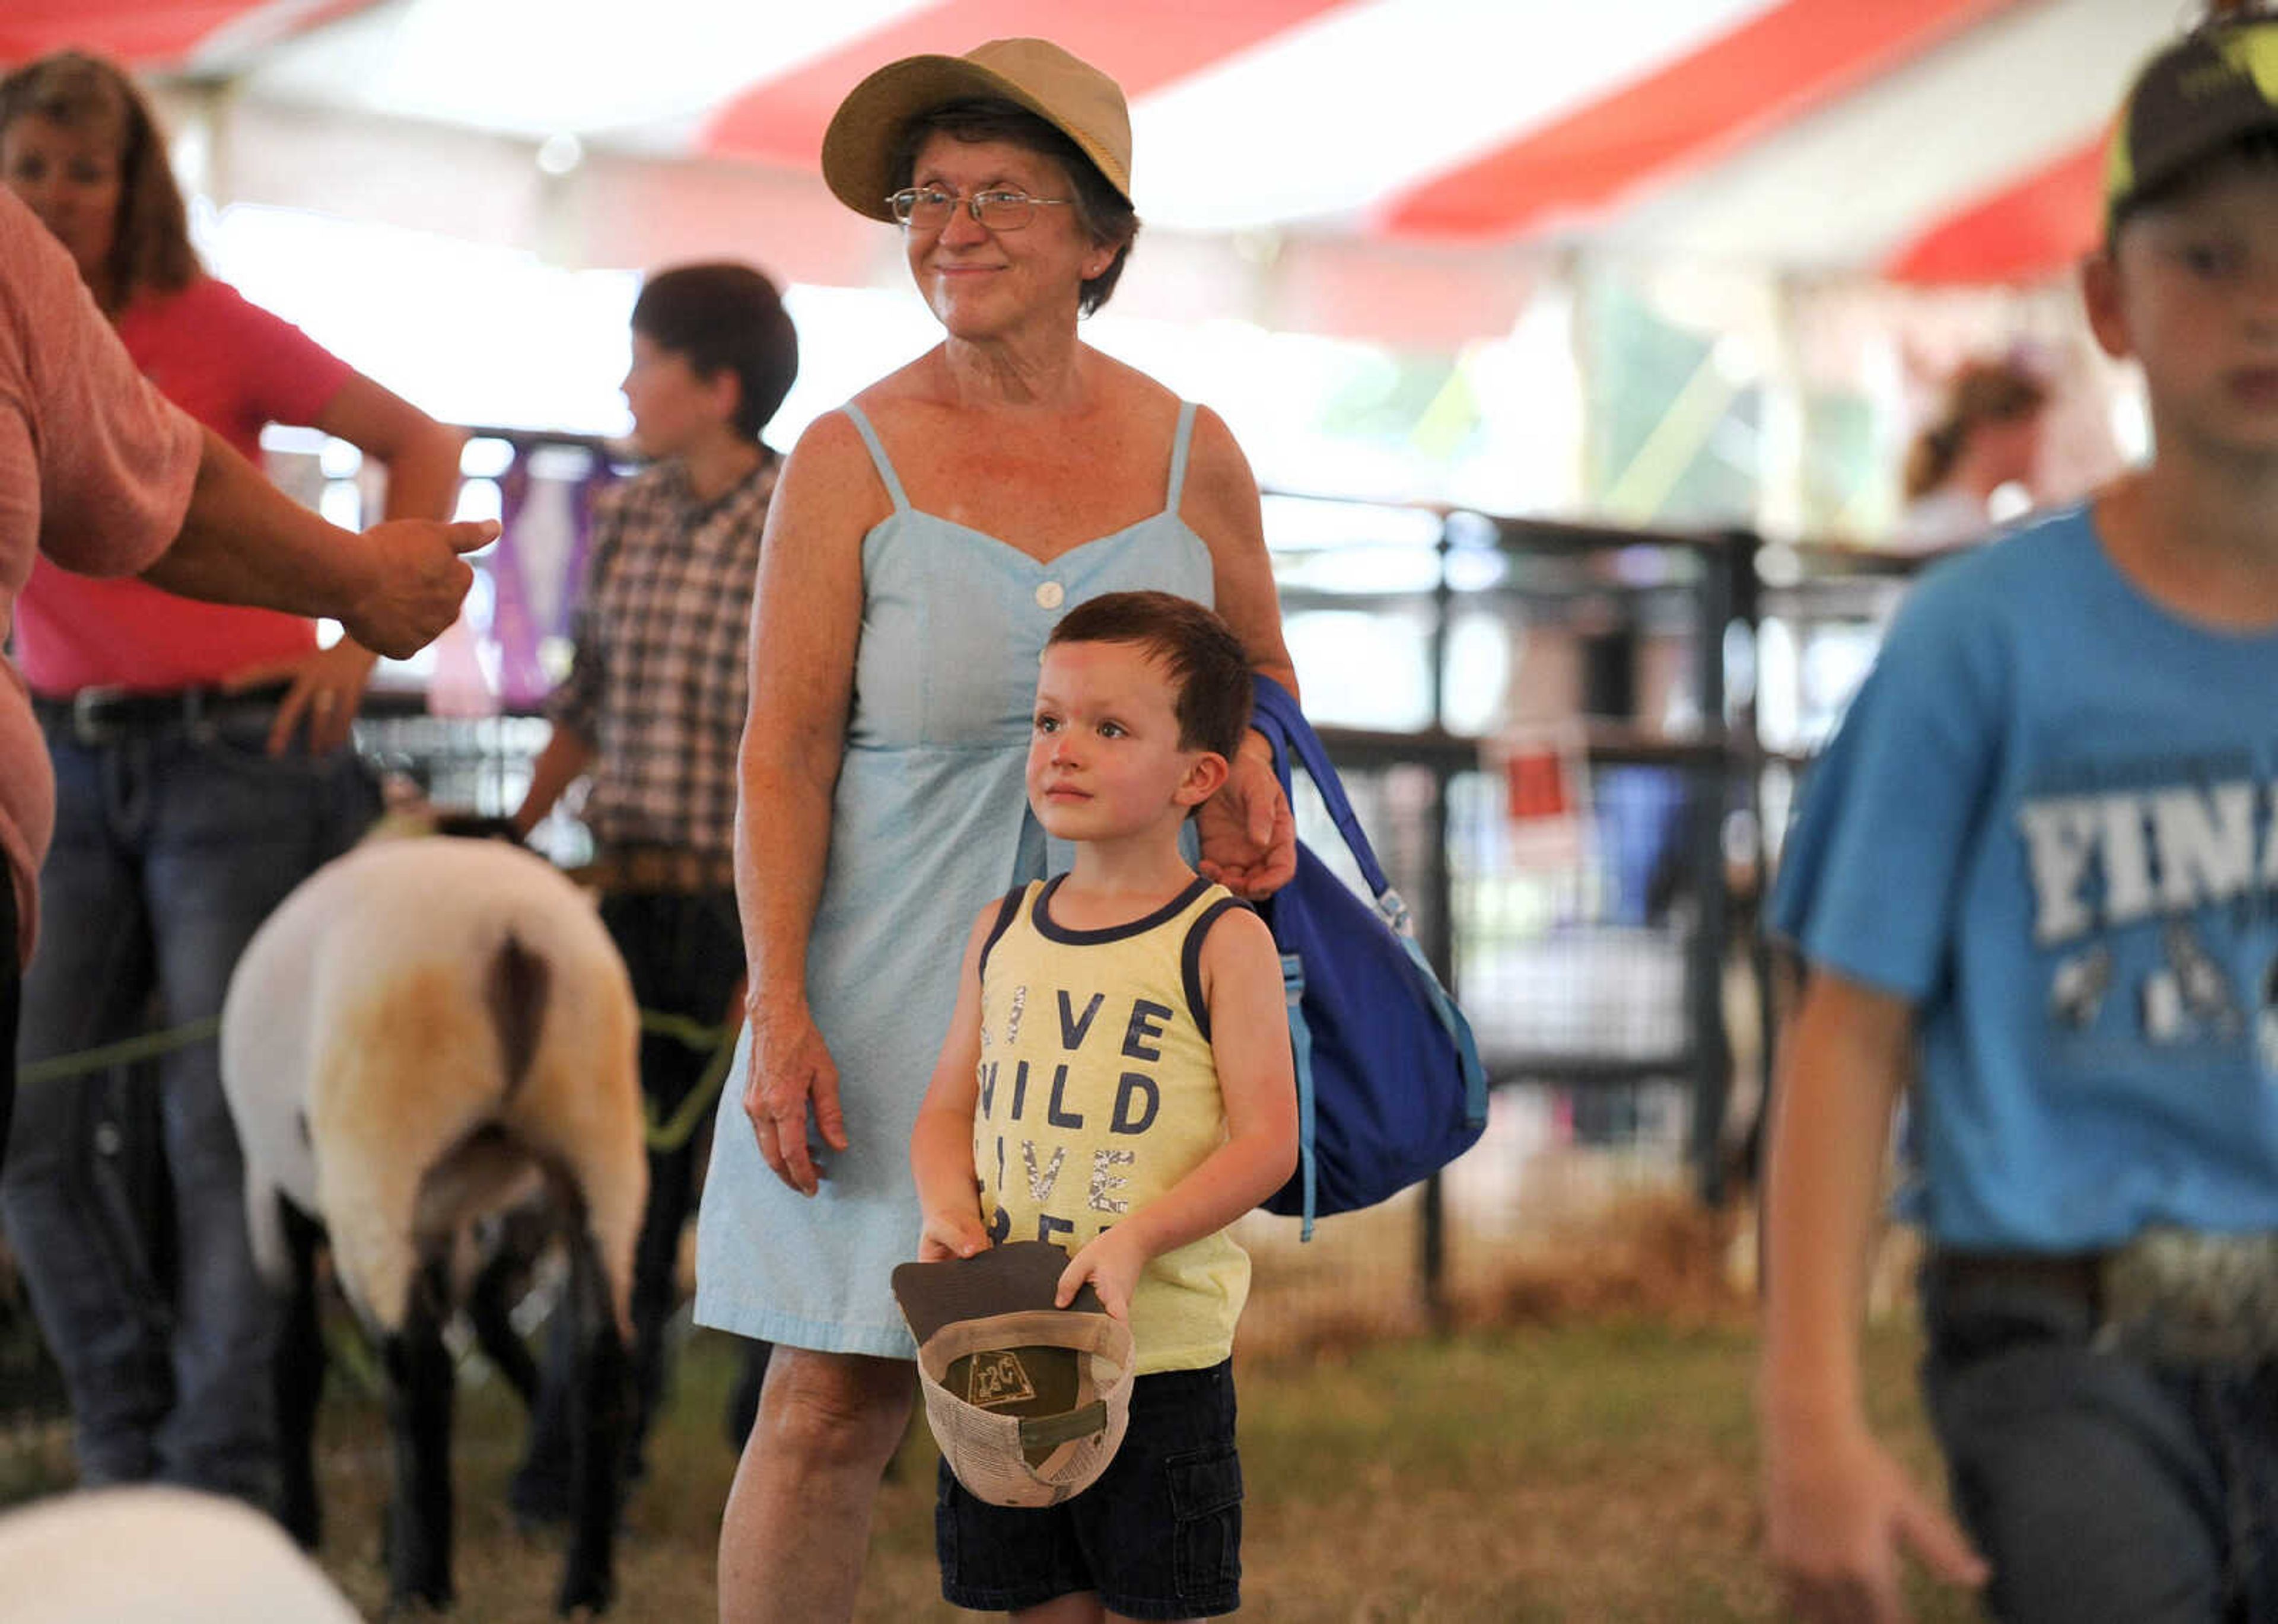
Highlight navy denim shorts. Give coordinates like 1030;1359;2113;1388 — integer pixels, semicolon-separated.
936;1359;1242;1619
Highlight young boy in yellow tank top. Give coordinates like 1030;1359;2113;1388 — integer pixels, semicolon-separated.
911;590;1298;1623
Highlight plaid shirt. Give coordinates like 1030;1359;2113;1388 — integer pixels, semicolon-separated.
548;454;775;859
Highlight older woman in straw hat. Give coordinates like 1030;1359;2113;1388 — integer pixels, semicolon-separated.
693;37;1297;1622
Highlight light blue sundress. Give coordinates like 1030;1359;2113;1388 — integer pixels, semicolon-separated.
693;398;1216;1356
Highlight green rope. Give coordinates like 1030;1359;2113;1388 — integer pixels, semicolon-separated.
638;1008;730;1055
18;1015;222;1085
640;1014;741;1154
21;1008;742;1156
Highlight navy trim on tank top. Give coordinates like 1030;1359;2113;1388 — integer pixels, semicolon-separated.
978;884;1028;978
1179;896;1249;1042
1030;872;1213;945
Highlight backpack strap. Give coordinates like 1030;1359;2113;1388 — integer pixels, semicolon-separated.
1281;950;1318;1240
1248;674;1393;900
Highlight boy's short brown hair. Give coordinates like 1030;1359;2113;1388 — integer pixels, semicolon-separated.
631;262;799;444
1046;591;1252;763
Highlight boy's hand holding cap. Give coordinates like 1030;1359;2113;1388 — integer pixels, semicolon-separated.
892;1240;1136;1508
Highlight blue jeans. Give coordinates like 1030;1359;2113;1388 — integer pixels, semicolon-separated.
2;702;377;1505
1923;1262;2278;1623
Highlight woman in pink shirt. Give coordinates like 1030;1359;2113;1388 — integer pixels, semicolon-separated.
0;52;463;1512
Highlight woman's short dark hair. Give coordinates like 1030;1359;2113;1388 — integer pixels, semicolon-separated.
1048;591;1252;762
888;98;1140;316
631;262;800;444
0;51;198;309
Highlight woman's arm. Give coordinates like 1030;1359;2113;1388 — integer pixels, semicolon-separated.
1760;970;1986;1623
317;374;466;526
911;905;996;1261
1055;906;1298;1318
734;410;882;1195
228;374;468;752
141;427;490;660
1180;406;1299;899
1181;405;1296;696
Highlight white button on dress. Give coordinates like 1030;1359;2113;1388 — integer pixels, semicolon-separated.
1035;581;1065;610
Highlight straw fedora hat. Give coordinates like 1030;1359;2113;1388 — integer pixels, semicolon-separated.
820;38;1132;224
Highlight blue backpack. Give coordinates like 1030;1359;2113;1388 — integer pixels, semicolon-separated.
1247;674;1488;1238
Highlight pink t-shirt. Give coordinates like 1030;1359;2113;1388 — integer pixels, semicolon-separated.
12;276;354;696
0;191;201;961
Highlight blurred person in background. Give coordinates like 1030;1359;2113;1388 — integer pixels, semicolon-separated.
0;50;464;1512
693;37;1298;1622
505;260;797;1524
1891;356;2050;553
0;176;487;1348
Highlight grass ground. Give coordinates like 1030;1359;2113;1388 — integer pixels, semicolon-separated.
0;1199;1978;1622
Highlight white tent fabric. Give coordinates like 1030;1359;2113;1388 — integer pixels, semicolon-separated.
17;0;2188;278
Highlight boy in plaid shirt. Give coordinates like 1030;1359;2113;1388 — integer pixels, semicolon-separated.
509;261;796;1520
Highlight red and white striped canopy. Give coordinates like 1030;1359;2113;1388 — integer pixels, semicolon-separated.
4;0;2173;288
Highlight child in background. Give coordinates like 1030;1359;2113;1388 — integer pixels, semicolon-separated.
1762;8;2278;1622
507;260;795;1521
912;590;1297;1623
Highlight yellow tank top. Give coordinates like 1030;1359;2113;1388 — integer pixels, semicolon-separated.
975;874;1252;1373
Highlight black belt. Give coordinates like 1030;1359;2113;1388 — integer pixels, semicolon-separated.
1924;1249;2107;1319
31;682;292;747
1932;1236;2278;1367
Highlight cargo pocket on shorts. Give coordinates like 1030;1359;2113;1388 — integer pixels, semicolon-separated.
1167;1444;1243;1598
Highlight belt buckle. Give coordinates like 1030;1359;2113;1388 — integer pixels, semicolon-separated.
68;686;129;747
2096;1229;2278;1367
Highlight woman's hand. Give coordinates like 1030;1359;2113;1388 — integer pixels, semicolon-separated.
1763;1415;1987;1624
333;517;494;658
742;996;848;1197
1197;729;1296;900
225;639;381;756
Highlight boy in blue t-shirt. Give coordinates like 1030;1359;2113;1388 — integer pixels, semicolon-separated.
1762;13;2278;1623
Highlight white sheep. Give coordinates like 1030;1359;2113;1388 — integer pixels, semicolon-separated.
220;835;647;1615
0;1486;361;1623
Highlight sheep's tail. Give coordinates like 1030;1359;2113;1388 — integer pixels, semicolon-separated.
485;931;551;1097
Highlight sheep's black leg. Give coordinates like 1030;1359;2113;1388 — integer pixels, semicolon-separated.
274;1198;329;1550
467;1231;542;1410
557;1223;628;1616
382;1257;456;1612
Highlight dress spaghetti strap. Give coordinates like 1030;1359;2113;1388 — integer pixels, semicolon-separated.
1165;400;1198;515
840;403;909;512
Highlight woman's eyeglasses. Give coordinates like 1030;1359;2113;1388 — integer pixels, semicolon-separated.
886;187;1073;233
